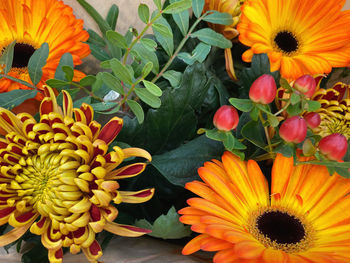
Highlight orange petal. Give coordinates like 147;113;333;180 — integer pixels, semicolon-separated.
0;221;33;246
234;240;264;259
182;234;209;255
262;248;288;263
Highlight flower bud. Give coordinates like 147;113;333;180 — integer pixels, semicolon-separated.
304;112;321;129
293;75;316;98
318;133;348;160
279;116;307;143
213;105;239;131
249;74;277;104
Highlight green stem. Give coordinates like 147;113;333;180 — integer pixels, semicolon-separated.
274;100;291;116
122;11;163;65
119;78;143;107
70;82;104;102
259;111;273;153
151;14;205;83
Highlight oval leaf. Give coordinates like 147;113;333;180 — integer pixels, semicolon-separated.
134;87;161;108
101;72;124;95
191;28;232;49
203;11;234;25
163;0;192;14
192;0;205;18
138;4;150;23
0;89;38;110
27;42;49;85
127;100;144;124
143;80;162;96
109;58;133;85
106;30;128;49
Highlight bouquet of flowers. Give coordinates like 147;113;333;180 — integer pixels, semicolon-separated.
0;0;349;262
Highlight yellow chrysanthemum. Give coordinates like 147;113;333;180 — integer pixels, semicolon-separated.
237;0;350;80
311;80;350;139
180;152;350;263
0;87;154;263
0;0;90;99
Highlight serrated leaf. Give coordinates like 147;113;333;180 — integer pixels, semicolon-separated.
45;79;70;89
0;90;38;110
109;58;133;84
191;28;232;49
106;30;128;49
170;0;189;36
143;80;162;96
27;42;49;85
203;11;233;25
62;66;74;82
163;0;191;14
162;70;182;87
229;98;254;112
138;4;150;23
79;75;96;86
135;87;161;108
140;38;157;51
135;207;191;239
101;72;124;95
142;62;153;77
152;23;173;38
127;100;144;124
106;4;119;30
0;41;15;74
192;0;205;18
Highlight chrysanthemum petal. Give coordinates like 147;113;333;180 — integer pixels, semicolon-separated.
104;222;151;237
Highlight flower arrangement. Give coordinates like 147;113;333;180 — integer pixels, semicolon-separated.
0;0;349;262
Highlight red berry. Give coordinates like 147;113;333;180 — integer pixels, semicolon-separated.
249;74;277;104
293;75;316;98
213;105;239;131
304;112;321;129
318;133;348;161
279;116;307;143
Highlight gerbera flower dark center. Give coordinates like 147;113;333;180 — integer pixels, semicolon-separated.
12;43;36;68
274;31;299;54
256;211;305;244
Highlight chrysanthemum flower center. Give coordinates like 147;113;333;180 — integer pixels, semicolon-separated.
248;207;314;253
274;31;299;54
12;43;36;68
316;111;350;139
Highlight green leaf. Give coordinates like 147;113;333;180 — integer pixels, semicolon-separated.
275;143;295;158
140;38;157;51
191;28;232;49
151;135;224;186
170;0;189;36
153;0;162;10
163;0;191;14
143;80;162;97
280;77;292;90
79;75;96;86
290;92;301;105
76;0;111;35
133;43;159;74
45;79;70;89
101;72;124;95
73;96;91;108
241;120;267;150
106;30;128;49
192;0;205;18
267;114;280;127
142;62;153;77
0;90;38;110
250;105;259;121
54;53;74;81
203;11;233;25
127;100;144;124
305;100;321;112
151;15;174;57
87;29;106;47
88;43;111;61
0;40;15;74
109;58;133;84
106;4;119;30
152;23;173;38
138;4;150;23
27;42;49;85
134;87;161;108
135;207;191;239
91;102;118;112
229;98;254;112
62;66;74;82
162;70;182;87
286;102;302;116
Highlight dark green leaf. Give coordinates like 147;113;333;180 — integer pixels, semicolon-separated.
0;90;38;110
91;102;118;112
101;72;124;95
203;11;233;25
62;66;74;82
73;96;91;108
162;70;182;87
135;87;161;108
87;29;106;47
143;80;162;96
274;143;295;158
171;0;189;36
151;135;224;186
54;53;74;81
138;4;150;23
28;43;49;85
106;30;128;49
127;100;144;124
106;4;119;30
88;43;111;61
46;79;70;89
135;207;191;239
109;58;133;84
192;0;205;18
241;120;266;150
79;75;97;86
0;40;15;74
191;28;232;49
280;77;292;90
229;98;254;112
163;0;191;14
152;16;174;56
286;102;302;116
250;105;259;121
267;114;279;127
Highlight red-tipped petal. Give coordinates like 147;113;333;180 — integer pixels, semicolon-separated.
97;117;123;144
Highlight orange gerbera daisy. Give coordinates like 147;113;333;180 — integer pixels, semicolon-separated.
0;0;90;97
180;152;350;263
237;0;350;80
